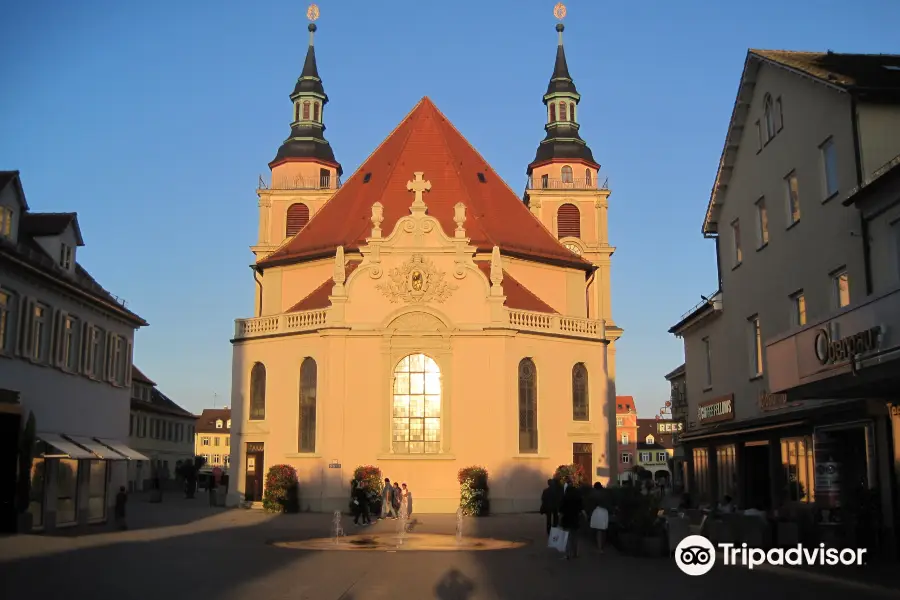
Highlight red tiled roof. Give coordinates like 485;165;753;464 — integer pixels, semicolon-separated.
131;365;156;385
475;263;557;313
258;97;593;272
196;408;231;434
287;262;359;312
616;395;636;414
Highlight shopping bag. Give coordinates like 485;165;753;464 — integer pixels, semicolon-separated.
548;526;563;550
548;526;568;552
590;507;609;530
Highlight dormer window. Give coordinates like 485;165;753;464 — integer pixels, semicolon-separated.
59;243;73;269
0;207;12;239
226;419;231;428
216;419;223;429
646;434;655;444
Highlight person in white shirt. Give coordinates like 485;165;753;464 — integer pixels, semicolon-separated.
718;495;735;513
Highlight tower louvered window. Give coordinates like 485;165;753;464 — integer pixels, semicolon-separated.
549;103;556;122
557;203;580;238
559;102;567;121
286;203;310;236
302;101;310;120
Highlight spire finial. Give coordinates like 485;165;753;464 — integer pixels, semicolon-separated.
553;3;566;44
307;4;319;45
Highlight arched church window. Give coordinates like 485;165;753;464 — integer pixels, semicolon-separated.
313;102;320;122
585;169;592;187
572;363;588;421
561;165;573;183
392;353;441;454
558;203;580;238
249;362;266;420
570;102;575;121
559;102;567;121
286;203;310;236
549;103;556;122
518;358;538;453
298;357;317;453
302;101;311;120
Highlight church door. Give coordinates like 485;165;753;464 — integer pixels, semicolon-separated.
573;443;593;483
244;443;265;502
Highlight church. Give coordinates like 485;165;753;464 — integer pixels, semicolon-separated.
228;5;623;512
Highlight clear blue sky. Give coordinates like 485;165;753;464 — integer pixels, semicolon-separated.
2;1;897;417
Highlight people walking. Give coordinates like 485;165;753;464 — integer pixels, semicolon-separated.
540;479;562;535
560;483;584;560
392;482;402;517
381;478;396;519
588;482;608;552
351;480;370;526
401;483;413;518
114;486;128;530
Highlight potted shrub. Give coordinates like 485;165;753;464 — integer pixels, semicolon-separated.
15;413;36;533
353;465;383;515
458;466;489;516
553;464;586;487
263;464;300;513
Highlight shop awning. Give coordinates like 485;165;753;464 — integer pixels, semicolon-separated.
678;420;807;443
66;435;127;460
36;432;95;459
95;438;150;461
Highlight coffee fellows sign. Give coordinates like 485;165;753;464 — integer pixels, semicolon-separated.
698;394;734;424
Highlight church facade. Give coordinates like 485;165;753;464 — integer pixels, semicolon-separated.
228;15;622;513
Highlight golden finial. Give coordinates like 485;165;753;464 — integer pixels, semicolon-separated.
553;2;567;20
307;3;320;21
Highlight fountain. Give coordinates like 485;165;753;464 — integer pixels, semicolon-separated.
456;507;464;544
332;510;344;544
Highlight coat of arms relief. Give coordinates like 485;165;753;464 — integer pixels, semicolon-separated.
376;254;458;304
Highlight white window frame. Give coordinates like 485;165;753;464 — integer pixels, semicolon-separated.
621;453;631;464
615;416;623;427
646;435;655;444
832;269;850;309
755;197;768;247
785;170;801;225
640;452;651;462
90;327;104;379
202;437;210;446
764;94;776;140
820;137;839;200
749;315;763;377
31;303;47;362
216;420;223;429
657;452;668;462
790;291;807;327
62;315;78;370
731;219;742;266
621;433;629;445
702;336;712;389
59;244;73;270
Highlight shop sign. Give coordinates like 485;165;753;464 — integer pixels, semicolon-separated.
698;395;734;424
814;325;882;365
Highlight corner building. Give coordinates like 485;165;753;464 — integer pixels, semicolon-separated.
228;19;621;512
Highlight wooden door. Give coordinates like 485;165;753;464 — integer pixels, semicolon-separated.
573;443;593;484
244;443;264;502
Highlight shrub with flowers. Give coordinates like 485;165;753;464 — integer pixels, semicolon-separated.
458;466;489;516
353;465;384;510
262;464;300;513
553;463;586;487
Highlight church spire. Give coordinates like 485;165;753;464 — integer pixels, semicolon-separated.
526;3;596;175
270;4;342;175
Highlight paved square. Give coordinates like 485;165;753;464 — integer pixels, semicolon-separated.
1;495;897;600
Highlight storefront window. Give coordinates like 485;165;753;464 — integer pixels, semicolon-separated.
692;447;710;500
29;458;45;527
782;437;814;503
88;460;108;521
716;445;736;500
56;459;79;525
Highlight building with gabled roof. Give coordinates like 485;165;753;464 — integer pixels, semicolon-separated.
195;408;231;472
229;12;619;512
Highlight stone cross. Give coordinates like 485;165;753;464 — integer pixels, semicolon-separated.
407;172;431;213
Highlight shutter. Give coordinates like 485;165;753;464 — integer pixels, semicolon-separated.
80;321;90;374
15;295;28;356
285;203;310;236
557;203;581;238
20;298;34;357
124;340;133;386
107;332;115;381
53;310;65;366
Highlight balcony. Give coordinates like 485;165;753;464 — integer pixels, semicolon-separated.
525;176;609;191
233;307;606;341
258;174;342;191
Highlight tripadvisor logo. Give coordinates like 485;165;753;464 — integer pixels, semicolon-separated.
675;535;867;576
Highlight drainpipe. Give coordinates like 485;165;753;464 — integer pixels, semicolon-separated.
713;235;723;290
850;94;873;295
252;266;263;317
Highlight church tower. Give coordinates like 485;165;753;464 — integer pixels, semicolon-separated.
253;6;342;262
523;6;622;398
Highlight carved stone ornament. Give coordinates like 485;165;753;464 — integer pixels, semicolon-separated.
376;254;458;304
389;312;445;332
